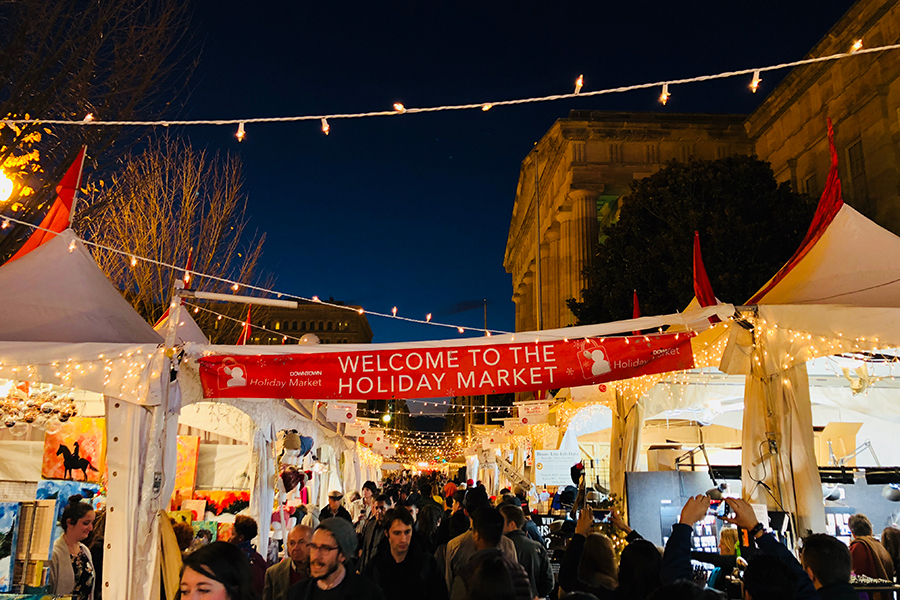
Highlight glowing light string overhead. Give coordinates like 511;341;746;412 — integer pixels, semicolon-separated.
2;43;897;129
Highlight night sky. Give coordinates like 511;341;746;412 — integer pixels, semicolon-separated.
181;0;855;345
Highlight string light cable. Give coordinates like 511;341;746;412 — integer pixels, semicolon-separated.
0;213;508;335
2;43;898;130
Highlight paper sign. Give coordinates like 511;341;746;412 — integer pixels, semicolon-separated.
515;402;549;425
362;428;385;444
198;333;696;401
325;402;357;423
345;421;366;437
534;450;582;486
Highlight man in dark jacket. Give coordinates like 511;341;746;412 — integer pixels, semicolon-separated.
449;506;531;600
500;505;553;599
358;495;389;574
364;507;448;600
320;491;353;522
288;518;384;600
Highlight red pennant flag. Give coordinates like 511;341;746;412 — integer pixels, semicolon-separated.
693;231;717;307
183;247;194;290
632;290;641;335
8;147;87;262
747;118;844;304
153;248;197;328
236;305;252;345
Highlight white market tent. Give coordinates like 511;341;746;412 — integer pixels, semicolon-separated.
0;229;170;600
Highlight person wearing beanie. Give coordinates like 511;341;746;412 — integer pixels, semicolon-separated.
352;481;378;529
320;491;353;523
287;518;384;600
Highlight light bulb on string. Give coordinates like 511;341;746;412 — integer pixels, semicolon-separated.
393;103;407;114
232;283;240;291
659;83;670;105
236;122;246;142
83;113;94;122
750;70;762;93
481;103;492;111
321;118;330;135
574;74;584;94
1;219;9;229
392;306;398;316
851;39;863;53
0;171;13;203
426;313;432;322
130;255;137;267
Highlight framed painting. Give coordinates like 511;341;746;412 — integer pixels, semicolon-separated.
0;502;21;592
41;418;106;483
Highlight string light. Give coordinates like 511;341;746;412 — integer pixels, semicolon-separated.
659;83;670;105
426;313;432;322
574;74;584;94
236;122;246;142
5;43;897;130
750;70;762;93
83;113;94;122
392;306;398;316
851;39;863;53
130;255;137;267
68;240;76;252
1;219;8;229
321;118;330;135
232;283;240;291
481;103;492;111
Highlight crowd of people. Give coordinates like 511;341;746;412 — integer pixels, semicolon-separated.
170;473;900;600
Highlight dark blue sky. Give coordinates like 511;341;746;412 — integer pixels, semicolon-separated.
182;0;854;343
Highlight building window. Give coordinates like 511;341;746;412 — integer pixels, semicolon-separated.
292;320;298;330
327;321;333;331
319;321;324;330
301;321;306;330
847;140;867;202
283;321;289;331
274;322;280;331
803;173;817;198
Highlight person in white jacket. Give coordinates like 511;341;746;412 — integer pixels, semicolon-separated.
48;495;95;600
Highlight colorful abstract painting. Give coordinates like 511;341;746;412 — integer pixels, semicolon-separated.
216;522;234;543
41;417;106;483
0;502;20;592
168;511;192;524
35;480;100;558
181;499;206;521
192;490;250;516
172;436;200;502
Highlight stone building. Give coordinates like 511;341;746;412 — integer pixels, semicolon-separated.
505;0;900;332
251;300;373;345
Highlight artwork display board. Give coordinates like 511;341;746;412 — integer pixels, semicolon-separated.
0;502;20;592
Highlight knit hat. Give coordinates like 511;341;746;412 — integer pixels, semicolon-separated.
317;518;357;557
362;480;378;495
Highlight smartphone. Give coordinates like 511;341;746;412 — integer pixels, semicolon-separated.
715;499;734;519
593;509;611;523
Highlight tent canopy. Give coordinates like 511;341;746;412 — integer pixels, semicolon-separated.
0;229;161;344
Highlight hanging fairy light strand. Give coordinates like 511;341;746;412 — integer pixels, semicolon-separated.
0;213;508;335
2;42;896;130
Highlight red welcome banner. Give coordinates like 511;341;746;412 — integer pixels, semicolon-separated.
197;332;695;401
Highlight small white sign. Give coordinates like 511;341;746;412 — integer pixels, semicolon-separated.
533;449;581;486
516;402;549;425
345;421;365;437
326;402;357;423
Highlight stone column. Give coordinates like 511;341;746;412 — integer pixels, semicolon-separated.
512;291;524;333
522;271;535;332
557;207;575;318
567;190;599;303
545;223;561;329
539;242;551;330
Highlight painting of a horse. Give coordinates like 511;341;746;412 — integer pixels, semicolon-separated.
56;442;98;480
41;417;105;483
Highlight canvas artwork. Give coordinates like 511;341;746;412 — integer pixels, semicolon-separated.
0;502;20;592
35;480;101;557
192;491;250;516
191;520;217;545
168;511;192;524
181;499;206;521
41;417;106;483
172;436;200;502
216;522;234;543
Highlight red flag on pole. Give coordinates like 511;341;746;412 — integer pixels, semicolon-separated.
237;305;252;345
632;290;641;335
183;247;194;290
153;248;196;328
8;147;87;263
693;231;717;307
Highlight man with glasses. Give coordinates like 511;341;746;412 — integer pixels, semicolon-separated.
288;518;384;600
265;525;313;600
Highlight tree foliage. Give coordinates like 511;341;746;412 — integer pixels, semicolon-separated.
0;0;195;259
81;137;267;343
567;155;817;325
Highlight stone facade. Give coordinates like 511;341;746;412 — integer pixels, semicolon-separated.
250;301;373;345
504;112;752;332
505;0;900;332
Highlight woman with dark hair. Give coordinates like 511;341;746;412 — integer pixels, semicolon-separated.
49;495;96;600
417;504;442;553
579;533;618;591
881;527;900;582
179;541;254;600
